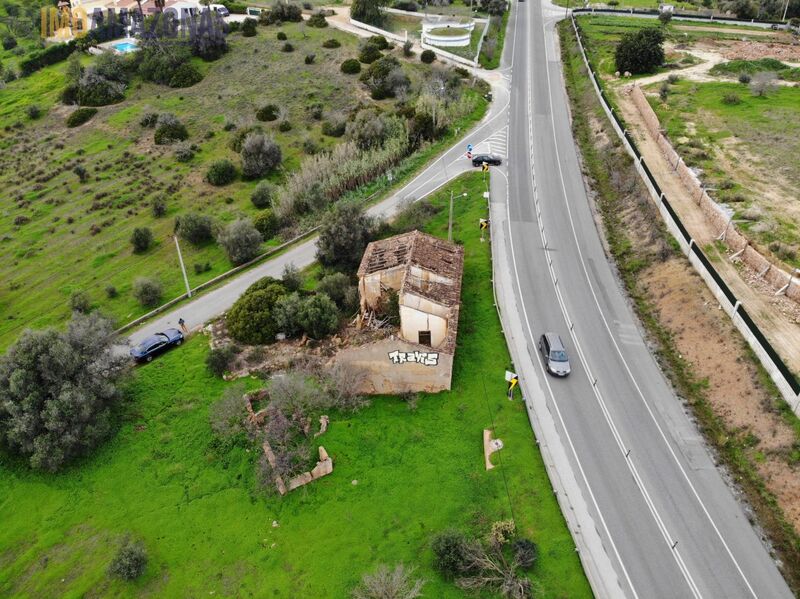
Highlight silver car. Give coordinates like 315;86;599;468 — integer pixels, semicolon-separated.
539;333;571;377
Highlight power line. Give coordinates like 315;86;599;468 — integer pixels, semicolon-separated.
480;373;516;524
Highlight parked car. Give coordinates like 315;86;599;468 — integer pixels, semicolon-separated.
130;328;184;363
539;332;571;377
210;3;230;17
472;154;502;167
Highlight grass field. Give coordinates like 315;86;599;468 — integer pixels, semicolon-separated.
0;171;590;598
575;15;783;76
647;79;800;265
0;20;490;351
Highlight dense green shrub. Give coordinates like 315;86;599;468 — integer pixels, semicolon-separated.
69;291;91;314
176;212;214;244
77;71;126;106
307;12;329;27
140;111;159;127
2;35;17;51
217;218;263;265
277;31;288;40
317;272;356;309
316;203;375;271
132;276;163;308
394;0;418;10
240;133;282;178
256;104;279;121
298;293;339;338
0;312;126;472
305;53;316;64
174;142;195;162
722;93;741;105
512;538;538;570
108;539;147;581
66;107;97;128
169;62;203;88
351;0;386;26
281;263;303;292
273;292;304;336
360;55;408;99
367;35;389;50
206;159;237;185
322;117;347;136
615;28;664;75
251;180;275;208
242;17;258;36
154;113;189;145
359;44;382;64
322;38;341;48
420;49;436;64
130;227;153;253
263;2;303;24
151;195;167;217
206;345;236;377
432;530;470;580
341;58;362;74
253;209;279;239
281;42;294;52
26;104;41;119
226;281;286;344
19;41;75;77
402;39;414;57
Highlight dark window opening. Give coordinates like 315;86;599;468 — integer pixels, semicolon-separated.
419;330;432;346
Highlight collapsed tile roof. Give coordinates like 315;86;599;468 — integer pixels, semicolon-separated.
358;230;464;353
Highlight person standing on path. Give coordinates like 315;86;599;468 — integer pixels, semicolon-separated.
178;318;188;334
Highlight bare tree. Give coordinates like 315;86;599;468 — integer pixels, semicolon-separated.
352;564;425;599
750;71;778;97
455;541;533;599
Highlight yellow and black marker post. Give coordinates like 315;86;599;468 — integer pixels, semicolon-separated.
507;375;519;400
479;218;489;241
482;161;489;173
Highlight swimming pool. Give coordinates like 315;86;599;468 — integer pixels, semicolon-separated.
113;41;138;53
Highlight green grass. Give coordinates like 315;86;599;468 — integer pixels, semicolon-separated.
478;12;508;70
0;171;591;598
0;21;489;351
575;15;786;77
646;79;800;263
710;58;800;82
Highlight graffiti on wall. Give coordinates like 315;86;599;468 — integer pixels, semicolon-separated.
388;350;439;366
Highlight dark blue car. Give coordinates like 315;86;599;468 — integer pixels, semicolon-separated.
130;328;184;363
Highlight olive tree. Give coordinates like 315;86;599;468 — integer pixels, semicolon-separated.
240;133;282;179
614;28;664;75
316;203;375;272
0;312;128;472
217;218;263;265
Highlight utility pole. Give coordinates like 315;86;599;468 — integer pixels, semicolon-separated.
448;190;454;242
782;0;790;21
173;235;192;298
448;192;467;242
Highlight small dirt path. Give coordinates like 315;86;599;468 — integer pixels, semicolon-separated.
674;24;779;37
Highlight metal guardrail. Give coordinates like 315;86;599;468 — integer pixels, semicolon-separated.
570;15;800;413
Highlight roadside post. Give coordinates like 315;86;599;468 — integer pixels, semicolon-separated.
479;218;489;242
505;370;518;400
173;235;192;298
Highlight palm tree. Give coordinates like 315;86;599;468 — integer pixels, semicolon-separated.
155;0;165;12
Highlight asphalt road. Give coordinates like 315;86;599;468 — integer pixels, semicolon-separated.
493;1;793;597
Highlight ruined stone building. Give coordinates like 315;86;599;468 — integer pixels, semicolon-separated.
334;230;464;394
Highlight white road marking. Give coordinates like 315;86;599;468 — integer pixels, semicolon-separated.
537;9;758;599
